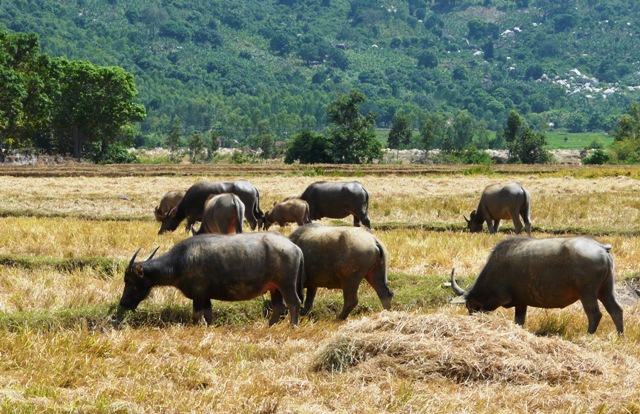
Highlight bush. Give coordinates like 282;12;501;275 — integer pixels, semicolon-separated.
459;147;493;165
91;144;139;164
582;149;611;165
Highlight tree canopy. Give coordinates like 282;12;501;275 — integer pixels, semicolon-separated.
0;29;145;161
326;90;382;164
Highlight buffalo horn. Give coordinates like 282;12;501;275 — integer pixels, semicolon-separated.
463;215;470;223
146;246;160;261
128;247;142;271
450;268;467;296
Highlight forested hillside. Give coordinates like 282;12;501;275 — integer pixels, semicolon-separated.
1;0;639;148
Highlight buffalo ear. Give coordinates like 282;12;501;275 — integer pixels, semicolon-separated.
470;210;477;220
134;264;144;277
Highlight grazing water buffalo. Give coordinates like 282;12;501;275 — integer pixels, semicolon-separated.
154;190;185;222
465;183;531;236
158;180;264;234
263;198;311;231
119;232;304;326
450;236;624;334
193;193;245;235
289;224;393;320
299;181;371;228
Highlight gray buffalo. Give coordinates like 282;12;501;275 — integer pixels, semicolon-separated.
299;181;371;228
158;180;264;234
465;183;531;236
263;198;311;231
119;232;304;326
193;193;245;235
450;236;624;334
289;224;393;319
154;190;185;222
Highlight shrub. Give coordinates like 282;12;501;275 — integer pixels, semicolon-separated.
582;149;611;165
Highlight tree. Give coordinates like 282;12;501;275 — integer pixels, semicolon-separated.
419;112;446;150
0;30;60;154
207;129;221;160
417;50;438;69
504;110;524;144
166;116;183;163
388;110;413;149
508;128;552;164
252;132;276;159
611;103;640;163
452;110;475;151
614;103;640;142
51;59;146;160
188;132;206;163
284;130;332;164
326;90;382;164
503;111;551;164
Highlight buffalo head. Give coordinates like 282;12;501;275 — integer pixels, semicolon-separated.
157;207;180;235
464;210;483;233
119;247;160;311
449;268;483;314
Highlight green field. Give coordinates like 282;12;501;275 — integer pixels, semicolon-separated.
545;131;613;149
376;129;614;150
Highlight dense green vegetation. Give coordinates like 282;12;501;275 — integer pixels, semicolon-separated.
0;29;145;162
1;0;639;150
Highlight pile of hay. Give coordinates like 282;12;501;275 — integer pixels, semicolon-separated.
312;311;603;384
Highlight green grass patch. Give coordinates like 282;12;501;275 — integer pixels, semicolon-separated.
0;254;122;276
545;132;613;149
0;208;149;222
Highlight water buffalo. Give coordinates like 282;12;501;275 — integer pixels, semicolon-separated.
289;224;393;320
158;180;264;234
192;193;245;235
299;181;371;228
119;232;304;326
263;198;311;231
449;236;624;334
154;190;185;222
465;183;531;236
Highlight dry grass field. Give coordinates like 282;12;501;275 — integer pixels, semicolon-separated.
0;163;639;413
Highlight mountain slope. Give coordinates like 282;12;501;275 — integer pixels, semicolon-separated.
2;0;639;144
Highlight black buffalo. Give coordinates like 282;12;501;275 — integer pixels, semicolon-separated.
158;180;264;234
119;232;304;326
450;236;624;334
299;181;371;228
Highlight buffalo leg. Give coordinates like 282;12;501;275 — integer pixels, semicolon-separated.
521;213;532;236
280;288;301;327
268;290;286;326
192;299;213;325
353;215;361;227
302;286;318;315
511;210;524;234
203;300;213;325
493;219;502;233
361;216;371;229
514;305;527;326
486;219;495;233
580;295;603;334
364;273;393;311
599;291;624;334
338;279;361;320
